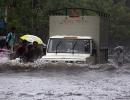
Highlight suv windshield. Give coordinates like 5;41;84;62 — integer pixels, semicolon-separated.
48;38;91;53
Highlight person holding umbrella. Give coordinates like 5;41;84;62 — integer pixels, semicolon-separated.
32;41;42;60
20;34;45;62
25;41;42;62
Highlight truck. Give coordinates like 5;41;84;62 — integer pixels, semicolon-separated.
42;8;110;64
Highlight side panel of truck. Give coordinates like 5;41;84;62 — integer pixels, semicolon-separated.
99;17;109;63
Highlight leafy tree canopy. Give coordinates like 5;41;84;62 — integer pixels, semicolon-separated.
0;0;129;42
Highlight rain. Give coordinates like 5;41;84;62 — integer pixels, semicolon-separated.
0;0;130;100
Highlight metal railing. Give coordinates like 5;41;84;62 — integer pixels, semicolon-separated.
49;8;110;18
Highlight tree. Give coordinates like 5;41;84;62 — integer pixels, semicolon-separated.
0;0;130;43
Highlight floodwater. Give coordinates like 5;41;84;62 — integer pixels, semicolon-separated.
0;57;130;100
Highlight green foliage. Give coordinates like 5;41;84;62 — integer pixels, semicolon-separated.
110;0;130;40
0;0;130;41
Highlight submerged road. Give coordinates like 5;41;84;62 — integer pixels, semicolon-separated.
0;64;130;100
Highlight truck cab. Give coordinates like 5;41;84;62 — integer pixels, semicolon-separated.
43;35;95;64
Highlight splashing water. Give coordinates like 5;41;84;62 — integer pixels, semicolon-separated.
0;57;124;72
0;53;9;64
0;52;130;99
0;48;130;72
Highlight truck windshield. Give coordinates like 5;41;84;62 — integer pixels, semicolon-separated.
47;38;91;53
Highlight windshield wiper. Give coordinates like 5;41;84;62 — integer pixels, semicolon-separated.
55;40;62;54
72;40;78;54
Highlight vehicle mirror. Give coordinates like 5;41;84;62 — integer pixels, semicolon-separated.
92;49;97;56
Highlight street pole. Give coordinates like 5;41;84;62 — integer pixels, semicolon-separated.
32;0;34;34
4;6;8;23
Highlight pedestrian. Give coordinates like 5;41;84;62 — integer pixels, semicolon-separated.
16;40;28;61
32;41;42;60
25;43;34;62
6;27;16;52
0;36;6;49
114;46;124;67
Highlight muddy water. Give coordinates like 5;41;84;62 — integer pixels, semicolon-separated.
0;57;130;100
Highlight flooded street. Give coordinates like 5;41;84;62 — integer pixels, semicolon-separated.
0;62;130;100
